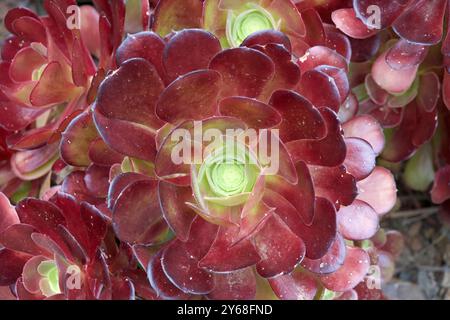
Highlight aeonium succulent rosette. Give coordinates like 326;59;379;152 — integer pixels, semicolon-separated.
61;26;399;300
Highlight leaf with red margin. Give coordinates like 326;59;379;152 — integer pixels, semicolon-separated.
300;8;325;47
153;0;203;37
0;224;45;256
317;65;350;103
96;58;164;130
385;40;428;70
60;111;99;167
209;47;275;98
21;255;48;294
4;8;39;34
297;68;341;112
93;107;158;162
365;74;389;106
116;32;165;79
269;90;326;142
337;200;379;240
9;47;46;82
269;268;319;300
356;167;397;216
324;24;352;62
199;225;261;272
88;138;125;166
147;250;190;300
342;114;385;155
301;233;346;274
15;277;45;300
344;137;376;180
158;181;196;242
108;172;151;209
298;46;348;73
253;214;306;278
112;179;167;245
30;62;78;107
262;0;306;37
320;246;370;292
11;16;46;44
309;165;357;208
206;268;257;300
1;36;30;62
371;49;418;94
218;96;281;129
0;248;31;286
156;70;221;123
265;161;315;225
286;108;346;167
241;30;291;52
393;0;447;45
337;94;358;123
163;29;221;82
161;217;218;294
62;171;103;205
0;90;43;132
0;192;19;233
332;8;379;39
82;164;110;199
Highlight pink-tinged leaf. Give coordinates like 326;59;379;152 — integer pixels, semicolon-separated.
80;5;101;57
0;248;30;286
11;143;58;181
158;181;196;242
7;126;53;151
84;165;110;198
60;111;98;167
116;32;165;79
287;109;346;167
386;40;428;70
112;179;166;245
365;74;389;106
163;29;221;82
269;90;326;142
380;230;405;258
9;47;46;82
263;0;306;37
199;226;260;272
335;290;358;300
22;255;48;294
417;72;440;112
301;233;346;274
0;192;19;233
206;268;256;300
156;70;221;123
218;96;281;129
209;47;275;98
393;0;447;45
0;286;15;300
342;114;385;155
332;8;378;39
317;65;350;103
153;0;203;36
253;215;306;278
4;8;39;34
344;137;376;180
1;36;31;62
337;200;379;240
298;46;348;73
300;8;326;47
15;277;45;300
269;268;319;300
241;30;291;52
320;246;370;292
297;68;341;113
11;16;46;44
93;107;158;161
309;165;357;208
371;49;418;94
337;93;358;123
354;281;384;300
96;58;164;130
62;171;103;205
30;62;77;107
266;161;315;224
356;167;397;216
431;166;450;204
367;102;404;129
0;224;45;256
148;250;190;299
108;172;151;209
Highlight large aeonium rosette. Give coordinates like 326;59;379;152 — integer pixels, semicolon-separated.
68;26;399;300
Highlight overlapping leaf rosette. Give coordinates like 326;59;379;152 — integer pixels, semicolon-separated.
0;0;128;201
73;21;399;300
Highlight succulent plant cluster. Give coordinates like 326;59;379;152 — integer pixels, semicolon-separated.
0;0;447;300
